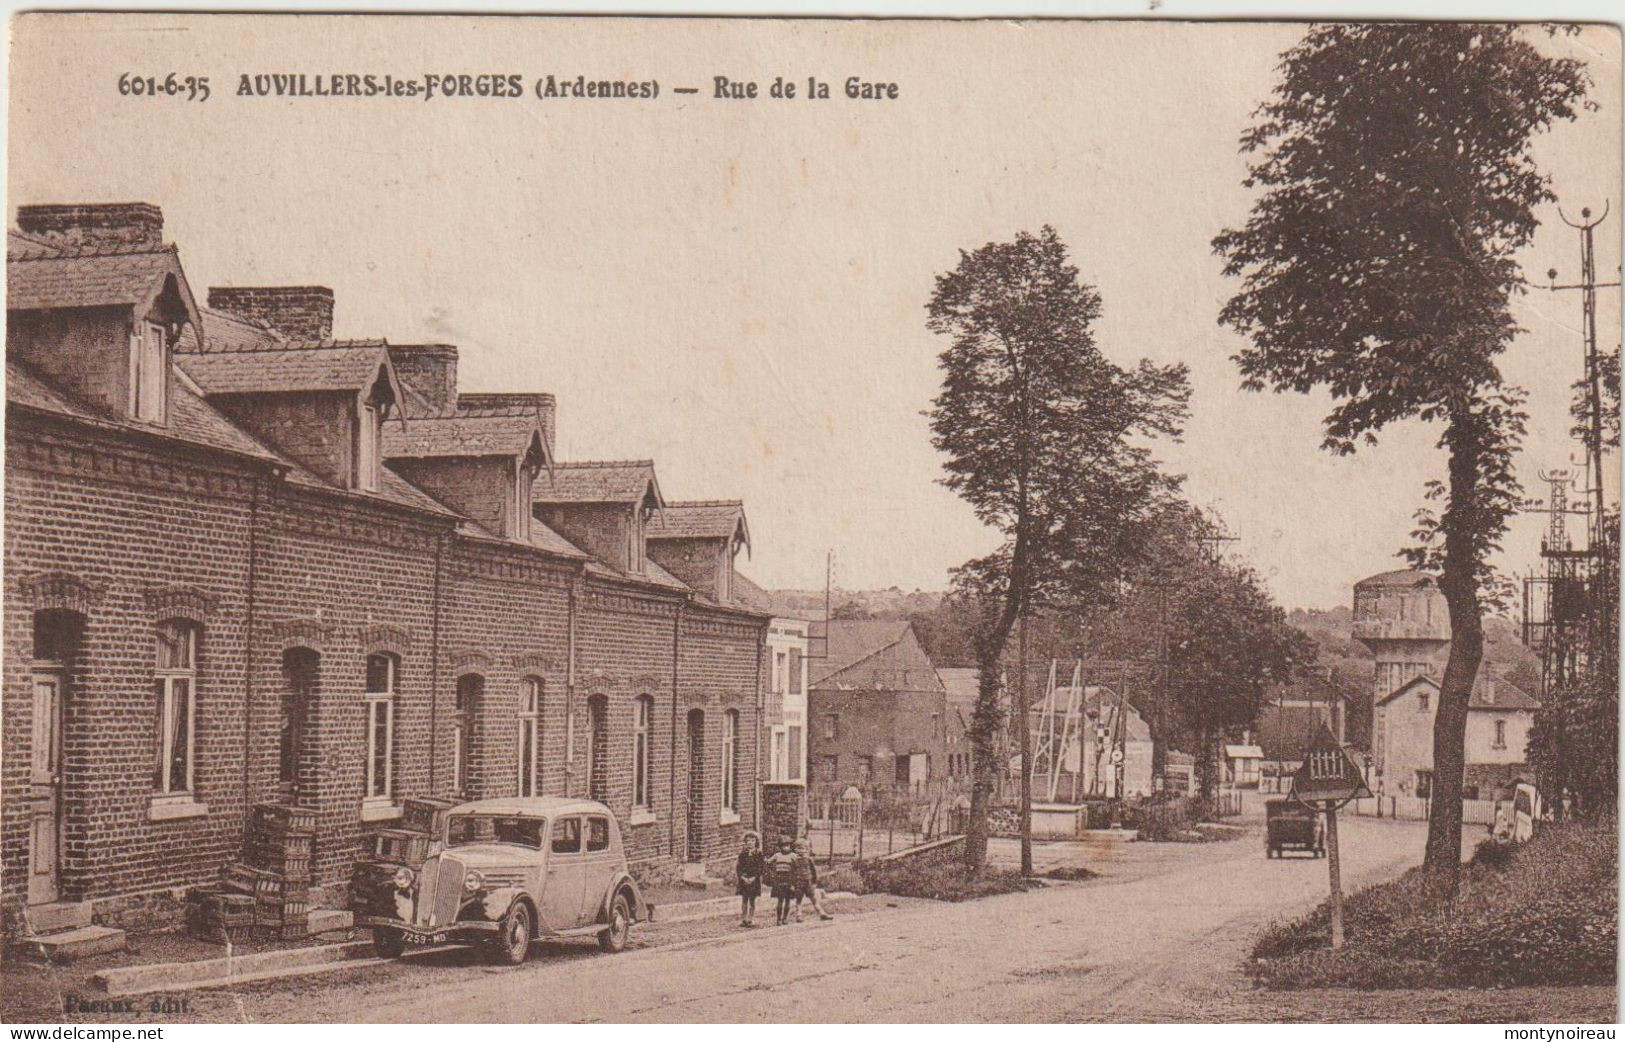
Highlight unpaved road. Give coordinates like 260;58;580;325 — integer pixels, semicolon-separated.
16;811;1607;1023
176;813;1460;1022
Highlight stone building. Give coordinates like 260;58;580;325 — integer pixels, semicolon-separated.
3;203;769;940
806;620;949;790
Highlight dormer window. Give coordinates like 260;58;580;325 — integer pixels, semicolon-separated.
130;321;167;423
356;401;380;491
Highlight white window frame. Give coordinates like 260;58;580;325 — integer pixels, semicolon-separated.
513;461;531;540
519;677;542;797
130;321;166;423
633;695;652;809
356;401;380;491
154;622;198;796
721;709;739;818
770;725;787;782
364;654;396;803
787;723;803;782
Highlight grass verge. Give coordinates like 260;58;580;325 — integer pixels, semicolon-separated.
856;860;1045;902
1250;819;1617;990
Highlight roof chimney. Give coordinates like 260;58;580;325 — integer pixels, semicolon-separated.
17;203;164;250
208;286;333;342
388;345;459;416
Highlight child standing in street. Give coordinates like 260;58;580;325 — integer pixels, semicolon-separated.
766;837;798;925
793;839;835;921
735;832;763;927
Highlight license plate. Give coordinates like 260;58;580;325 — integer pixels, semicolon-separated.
404;930;447;945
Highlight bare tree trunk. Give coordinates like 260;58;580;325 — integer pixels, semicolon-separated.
1424;417;1487;899
963;578;1024;876
1191;725;1208;800
963;656;1002;874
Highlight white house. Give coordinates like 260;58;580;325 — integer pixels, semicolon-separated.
765;617;810;784
1372;673;1538;800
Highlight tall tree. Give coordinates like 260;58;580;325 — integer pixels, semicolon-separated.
1163;555;1316;797
926;226;1189;873
1213;24;1589;896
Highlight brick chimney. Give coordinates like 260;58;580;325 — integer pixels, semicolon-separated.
16;203;164;250
388;345;459;416
207;286;334;342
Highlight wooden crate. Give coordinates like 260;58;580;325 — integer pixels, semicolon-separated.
401;797;459;838
246;825;315;855
374;828;432;866
243;844;312;881
250;804;316;835
219;861;273;895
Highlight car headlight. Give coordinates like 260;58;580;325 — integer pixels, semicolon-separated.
393;867;415;890
463;870;485;893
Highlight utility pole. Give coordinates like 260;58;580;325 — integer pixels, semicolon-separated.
1546;203;1621;547
824;548;834;623
1017;611;1033;877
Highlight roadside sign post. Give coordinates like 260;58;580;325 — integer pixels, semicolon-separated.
1289;727;1373;951
1324;805;1343;948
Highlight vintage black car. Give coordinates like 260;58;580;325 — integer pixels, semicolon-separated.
1265;798;1325;858
355;797;645;965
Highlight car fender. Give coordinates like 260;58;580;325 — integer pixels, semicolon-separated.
594;871;645;924
475;886;531;925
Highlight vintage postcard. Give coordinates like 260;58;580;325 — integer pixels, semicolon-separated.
2;11;1619;1028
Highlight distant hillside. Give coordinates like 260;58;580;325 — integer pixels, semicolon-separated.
759;587;945;621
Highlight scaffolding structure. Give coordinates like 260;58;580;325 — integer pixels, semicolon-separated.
1520;203;1621;804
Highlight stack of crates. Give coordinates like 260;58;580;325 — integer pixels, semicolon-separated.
349;796;458;915
232;803;317;940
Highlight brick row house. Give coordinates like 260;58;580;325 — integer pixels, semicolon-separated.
2;203;770;936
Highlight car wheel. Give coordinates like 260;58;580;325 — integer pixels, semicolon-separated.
373;927;405;959
492;901;532;966
598;892;632;953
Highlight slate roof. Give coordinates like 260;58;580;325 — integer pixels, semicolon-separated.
730;571;776;612
937;666;982;713
646;500;749;548
181;307;283;353
533;460;662;506
811;619;912;685
7;241;197;318
457;393;557;418
1378;672;1539;711
382;413;545;460
176;346;394;396
7;359;283;466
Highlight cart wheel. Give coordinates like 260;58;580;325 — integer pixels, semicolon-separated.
373;927;405;959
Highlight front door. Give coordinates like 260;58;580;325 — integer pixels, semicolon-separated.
540;816;587;932
279;649;317;802
28;668;64;905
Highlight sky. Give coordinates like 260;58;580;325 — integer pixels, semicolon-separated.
9;16;1620;610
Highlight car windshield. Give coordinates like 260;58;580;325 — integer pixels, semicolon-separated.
447;814;546;849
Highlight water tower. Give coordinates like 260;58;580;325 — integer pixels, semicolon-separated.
1352;569;1452;702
